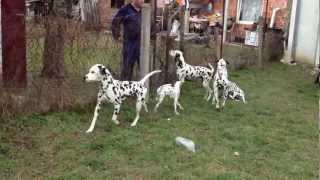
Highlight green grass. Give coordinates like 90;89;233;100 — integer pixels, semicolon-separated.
0;63;318;179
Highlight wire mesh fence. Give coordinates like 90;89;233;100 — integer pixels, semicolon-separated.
0;7;127;117
26;18;122;77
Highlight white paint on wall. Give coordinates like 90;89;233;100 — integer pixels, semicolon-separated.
294;0;320;64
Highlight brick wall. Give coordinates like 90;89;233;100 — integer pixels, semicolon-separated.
98;0;112;29
98;0;130;29
213;0;288;39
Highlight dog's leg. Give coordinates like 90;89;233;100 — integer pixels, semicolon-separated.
153;95;164;112
143;101;149;112
242;95;247;104
111;104;121;125
222;92;228;107
86;100;102;133
212;82;220;109
203;80;212;101
131;100;142;127
142;91;149;112
177;101;184;110
174;97;180;115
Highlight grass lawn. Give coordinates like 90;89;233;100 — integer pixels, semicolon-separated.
0;63;318;179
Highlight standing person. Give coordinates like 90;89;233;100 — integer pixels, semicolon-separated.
111;0;144;81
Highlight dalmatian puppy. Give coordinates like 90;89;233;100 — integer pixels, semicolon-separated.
216;77;246;107
212;58;229;108
84;64;161;133
154;81;184;115
169;50;215;101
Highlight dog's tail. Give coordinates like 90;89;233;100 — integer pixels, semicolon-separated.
208;63;215;77
139;70;162;84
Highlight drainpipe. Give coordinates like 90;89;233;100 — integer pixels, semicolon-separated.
269;8;281;29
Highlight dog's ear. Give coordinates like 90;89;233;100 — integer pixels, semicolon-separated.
98;65;107;75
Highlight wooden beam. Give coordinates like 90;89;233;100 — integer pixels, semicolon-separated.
2;0;27;88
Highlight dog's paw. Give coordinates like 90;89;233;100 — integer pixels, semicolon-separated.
86;129;93;133
112;120;120;125
175;112;180;115
130;123;137;127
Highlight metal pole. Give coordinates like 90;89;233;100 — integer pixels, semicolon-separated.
140;4;151;92
220;0;225;58
153;0;157;71
222;0;229;43
287;0;298;61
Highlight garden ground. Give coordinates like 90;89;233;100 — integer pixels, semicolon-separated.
0;63;318;179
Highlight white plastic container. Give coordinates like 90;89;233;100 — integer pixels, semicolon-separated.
175;136;196;153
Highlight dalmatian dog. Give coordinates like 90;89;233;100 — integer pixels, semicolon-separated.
212;58;229;109
216;77;246;107
84;64;161;133
154;81;184;115
169;50;215;101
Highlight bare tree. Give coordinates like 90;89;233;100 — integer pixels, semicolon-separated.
41;0;69;78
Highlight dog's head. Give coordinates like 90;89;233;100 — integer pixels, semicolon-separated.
216;58;229;69
230;90;246;104
170;50;185;68
84;64;112;82
216;76;228;89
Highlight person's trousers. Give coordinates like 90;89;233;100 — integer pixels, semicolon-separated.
120;59;140;81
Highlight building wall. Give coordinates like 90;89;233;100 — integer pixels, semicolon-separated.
213;0;288;39
98;0;130;29
99;0;112;28
294;0;320;64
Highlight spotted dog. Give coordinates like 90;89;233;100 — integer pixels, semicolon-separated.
216;77;246;107
212;58;229;108
154;81;184;115
84;64;161;133
169;50;214;101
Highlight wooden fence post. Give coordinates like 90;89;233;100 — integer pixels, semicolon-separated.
179;7;185;52
140;4;151;95
258;16;265;68
2;0;27;88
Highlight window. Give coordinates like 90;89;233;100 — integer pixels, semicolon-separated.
237;0;262;24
